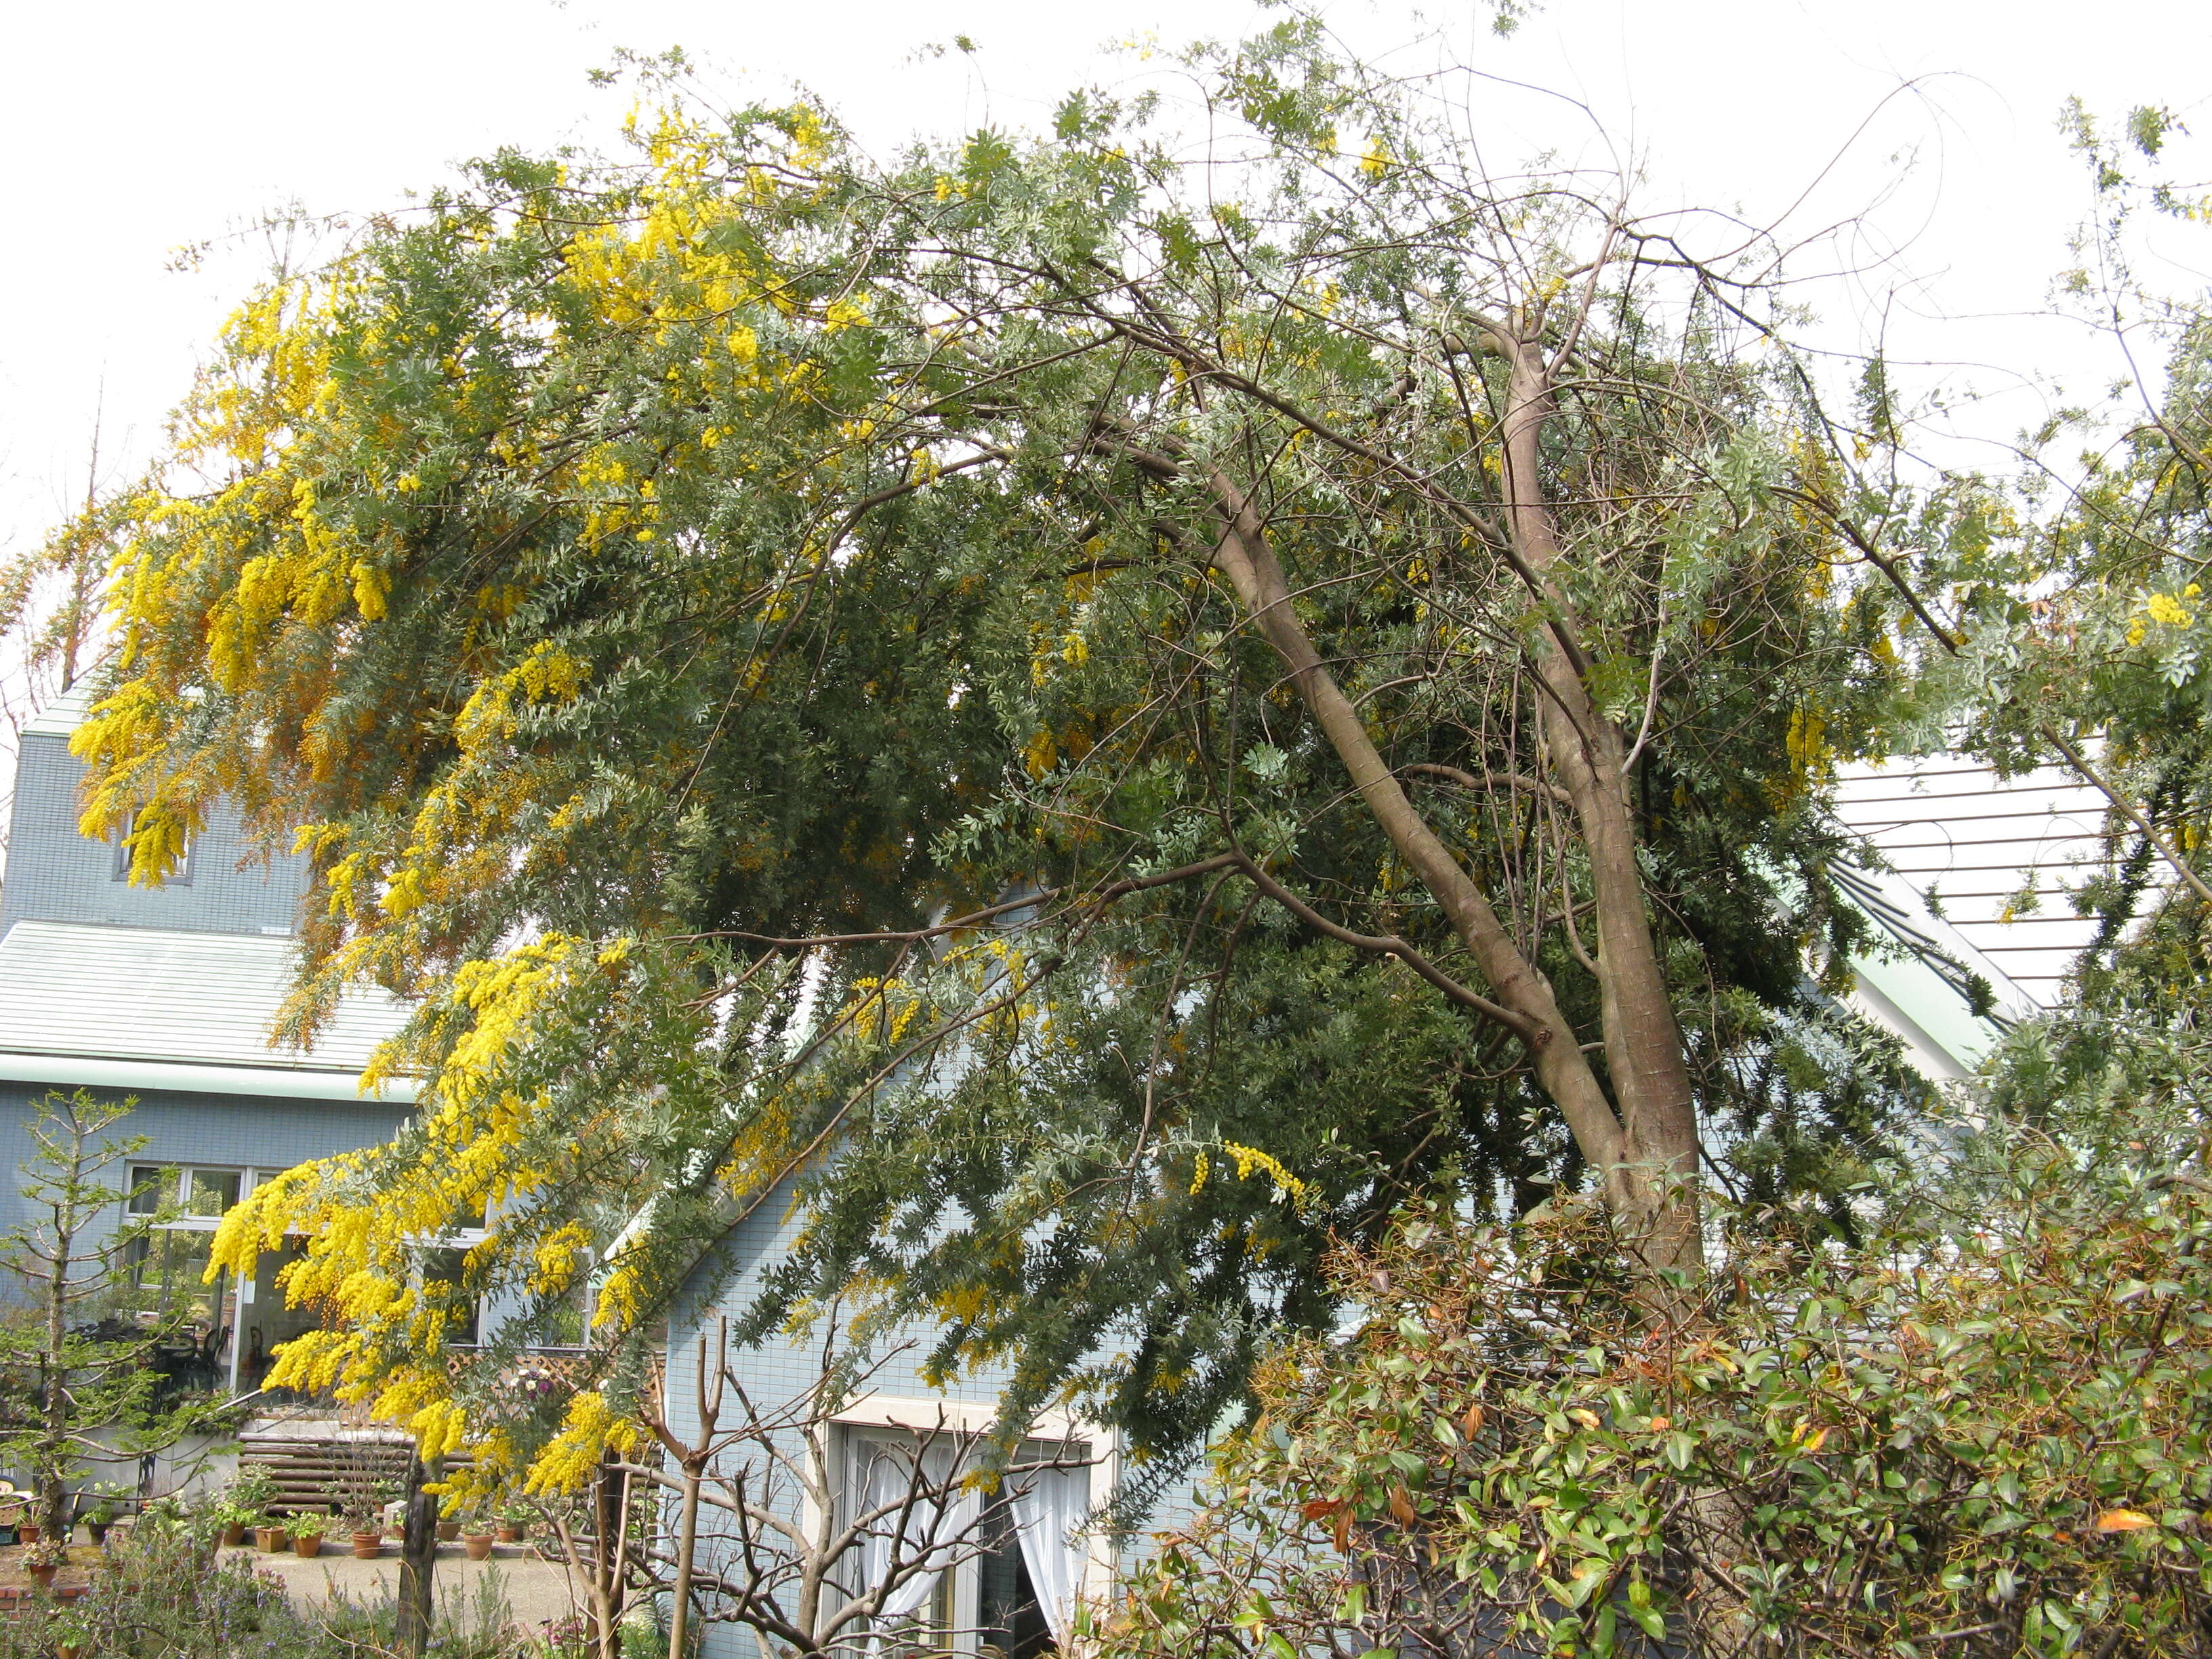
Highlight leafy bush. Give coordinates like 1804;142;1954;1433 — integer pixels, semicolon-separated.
0;1515;293;1657
0;1507;525;1657
1105;1126;2212;1658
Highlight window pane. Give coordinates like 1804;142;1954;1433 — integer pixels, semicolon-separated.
127;1166;179;1216
132;1229;220;1323
978;1498;1054;1659
422;1248;479;1344
185;1169;240;1218
112;817;191;882
847;1432;964;1656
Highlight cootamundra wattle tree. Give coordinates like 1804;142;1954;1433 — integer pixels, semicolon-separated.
61;26;1936;1481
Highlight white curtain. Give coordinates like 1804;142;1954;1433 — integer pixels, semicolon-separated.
855;1436;977;1626
1010;1463;1090;1648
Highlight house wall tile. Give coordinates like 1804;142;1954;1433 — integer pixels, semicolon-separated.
0;733;308;939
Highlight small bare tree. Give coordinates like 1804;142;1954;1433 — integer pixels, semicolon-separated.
0;1090;208;1538
526;1447;643;1659
613;1318;1096;1659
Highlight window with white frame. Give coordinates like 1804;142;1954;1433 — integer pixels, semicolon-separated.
123;1166;495;1394
839;1418;1099;1659
419;1246;482;1345
125;1163;249;1323
110;815;192;884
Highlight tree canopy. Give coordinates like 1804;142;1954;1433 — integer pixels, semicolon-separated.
64;26;1954;1481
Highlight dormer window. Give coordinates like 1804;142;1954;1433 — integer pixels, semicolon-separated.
111;814;192;884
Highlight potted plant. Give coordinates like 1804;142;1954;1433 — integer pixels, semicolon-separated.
344;1491;385;1560
321;1453;401;1558
255;1517;286;1552
23;1537;66;1589
288;1510;327;1559
435;1513;461;1542
220;1466;276;1549
52;1607;89;1659
213;1499;249;1549
79;1497;116;1546
494;1499;530;1544
461;1513;495;1561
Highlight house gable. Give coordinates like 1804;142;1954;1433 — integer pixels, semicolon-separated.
0;686;309;941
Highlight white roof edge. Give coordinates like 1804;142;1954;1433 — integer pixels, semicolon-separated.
1841;861;2042;1024
20;684;96;739
1846;979;1971;1084
0;1050;419;1103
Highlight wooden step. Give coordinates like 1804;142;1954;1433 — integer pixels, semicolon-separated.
238;1437;471;1518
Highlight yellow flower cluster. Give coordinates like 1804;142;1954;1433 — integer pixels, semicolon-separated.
200;930;651;1488
2128;585;2200;644
1222;1141;1310;1207
74;91;880;1496
527;1391;640;1495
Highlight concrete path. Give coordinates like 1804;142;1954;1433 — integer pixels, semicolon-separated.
221;1540;581;1637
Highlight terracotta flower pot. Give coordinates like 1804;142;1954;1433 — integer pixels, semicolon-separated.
436;1520;460;1542
27;1563;56;1589
462;1532;494;1561
351;1531;382;1560
56;1643;80;1659
292;1534;323;1559
18;1523;41;1545
222;1522;246;1547
495;1523;523;1544
256;1525;285;1553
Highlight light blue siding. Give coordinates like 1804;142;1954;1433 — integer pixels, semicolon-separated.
0;1078;409;1255
0;731;308;940
669;1185;1211;1659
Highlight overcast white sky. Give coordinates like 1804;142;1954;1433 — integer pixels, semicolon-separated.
3;0;2207;556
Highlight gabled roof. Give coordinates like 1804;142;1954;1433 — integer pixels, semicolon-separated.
1831;757;2131;1081
1835;760;2110;1012
0;921;416;1102
20;684;95;740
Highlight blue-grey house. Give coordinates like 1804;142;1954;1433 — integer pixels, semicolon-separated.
0;686;416;1397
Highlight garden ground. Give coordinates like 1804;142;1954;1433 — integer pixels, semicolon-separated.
221;1538;579;1633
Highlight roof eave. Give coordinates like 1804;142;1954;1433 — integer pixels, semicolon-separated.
0;1050;418;1103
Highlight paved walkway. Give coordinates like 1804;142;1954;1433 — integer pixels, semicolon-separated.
221;1540;580;1635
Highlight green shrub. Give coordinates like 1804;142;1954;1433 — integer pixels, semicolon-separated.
1106;1130;2212;1658
0;1506;525;1657
0;1515;293;1657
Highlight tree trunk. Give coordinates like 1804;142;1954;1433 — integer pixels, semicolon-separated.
397;1454;439;1657
1494;328;1703;1271
38;1160;75;1542
668;1458;704;1659
1204;455;1704;1275
592;1449;628;1659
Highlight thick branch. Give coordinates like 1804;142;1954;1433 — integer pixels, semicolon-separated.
1225;851;1538;1040
1402;760;1573;806
692;853;1242;950
1202;471;1628;1174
